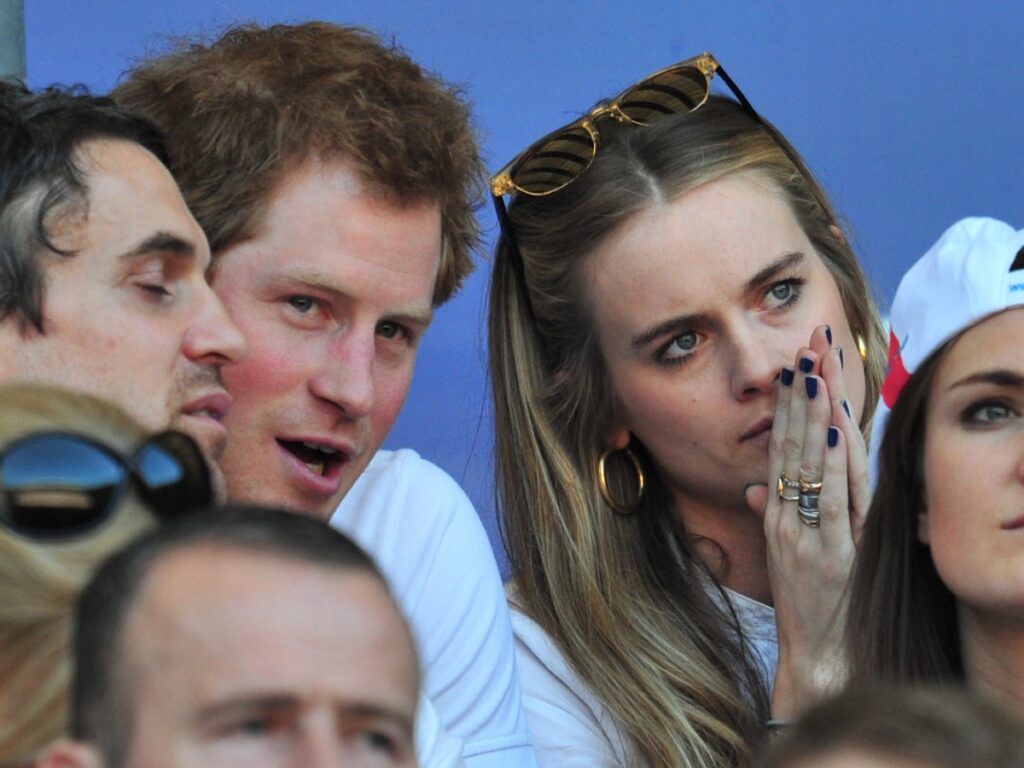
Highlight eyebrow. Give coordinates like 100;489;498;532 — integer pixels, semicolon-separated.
193;695;415;733
946;368;1024;392
120;231;197;262
264;267;435;327
343;703;415;733
629;251;806;350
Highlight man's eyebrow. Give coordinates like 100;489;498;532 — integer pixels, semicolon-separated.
120;231;196;261
343;703;416;734
629;252;806;351
263;268;434;326
946;368;1024;392
192;694;295;722
192;696;415;733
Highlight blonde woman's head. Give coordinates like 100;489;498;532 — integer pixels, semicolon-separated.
0;384;161;764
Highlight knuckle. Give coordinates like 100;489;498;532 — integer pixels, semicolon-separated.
799;462;821;482
819;497;844;522
782;434;802;458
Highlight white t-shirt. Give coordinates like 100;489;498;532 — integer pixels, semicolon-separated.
510;588;777;767
332;449;538;768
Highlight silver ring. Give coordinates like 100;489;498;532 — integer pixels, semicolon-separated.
797;508;821;527
798;491;819;511
797;489;821;527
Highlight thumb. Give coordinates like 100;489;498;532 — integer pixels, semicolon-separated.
745;483;769;518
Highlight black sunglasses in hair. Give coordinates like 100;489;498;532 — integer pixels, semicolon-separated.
0;430;213;540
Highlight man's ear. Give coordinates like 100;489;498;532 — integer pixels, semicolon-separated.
37;740;106;768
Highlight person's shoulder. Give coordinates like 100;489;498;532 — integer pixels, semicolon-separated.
344;448;468;507
507;588;582;690
329;448;491;594
506;590;629;767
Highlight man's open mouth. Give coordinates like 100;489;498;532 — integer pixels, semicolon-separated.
277;439;344;477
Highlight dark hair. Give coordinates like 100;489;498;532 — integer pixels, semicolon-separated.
0;80;168;332
847;334;963;683
70;504;388;767
757;685;1024;768
113;21;485;306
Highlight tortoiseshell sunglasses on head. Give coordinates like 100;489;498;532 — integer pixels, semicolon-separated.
490;52;755;199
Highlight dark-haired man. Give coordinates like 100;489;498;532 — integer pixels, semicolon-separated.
44;506;420;768
114;23;534;768
0;82;246;462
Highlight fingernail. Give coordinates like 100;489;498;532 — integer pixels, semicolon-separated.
781;367;794;386
799;357;814;374
825;325;833;345
839;347;845;369
841;399;851;419
828;426;839;448
805;376;818;399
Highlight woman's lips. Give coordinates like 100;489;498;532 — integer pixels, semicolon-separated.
741;416;774;442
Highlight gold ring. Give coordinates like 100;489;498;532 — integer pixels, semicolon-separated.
777;474;800;502
798;476;823;493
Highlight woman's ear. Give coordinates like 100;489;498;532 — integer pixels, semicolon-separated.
602;422;631;451
917;500;931;546
38;740;106;768
829;223;847;245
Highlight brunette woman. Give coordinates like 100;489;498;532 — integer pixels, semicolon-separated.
850;217;1024;719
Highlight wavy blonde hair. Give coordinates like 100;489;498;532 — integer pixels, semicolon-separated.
490;98;886;767
0;385;157;764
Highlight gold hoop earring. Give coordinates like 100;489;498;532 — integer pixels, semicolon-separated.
597;447;646;515
856;333;868;361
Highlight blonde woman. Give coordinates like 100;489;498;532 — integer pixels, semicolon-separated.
489;53;885;767
0;384;212;765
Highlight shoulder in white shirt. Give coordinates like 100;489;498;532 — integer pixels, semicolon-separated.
333;449;538;768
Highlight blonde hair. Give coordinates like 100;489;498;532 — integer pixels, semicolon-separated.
489;98;886;767
0;384;157;764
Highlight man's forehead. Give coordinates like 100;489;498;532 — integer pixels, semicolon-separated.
56;138;209;261
121;544;418;704
126;543;390;640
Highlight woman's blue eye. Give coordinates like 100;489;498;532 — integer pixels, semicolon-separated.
764;278;805;309
661;331;699;362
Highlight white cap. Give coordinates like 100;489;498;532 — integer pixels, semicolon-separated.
869;217;1024;482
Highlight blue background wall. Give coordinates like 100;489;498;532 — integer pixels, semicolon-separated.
26;2;1024;566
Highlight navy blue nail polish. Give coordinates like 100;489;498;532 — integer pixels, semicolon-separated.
825;325;833;345
839;347;845;369
805;376;818;399
781;367;794;386
828;426;839;448
799;357;814;374
841;399;852;419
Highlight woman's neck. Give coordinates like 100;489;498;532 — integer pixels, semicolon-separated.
679;496;771;605
960;605;1024;717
